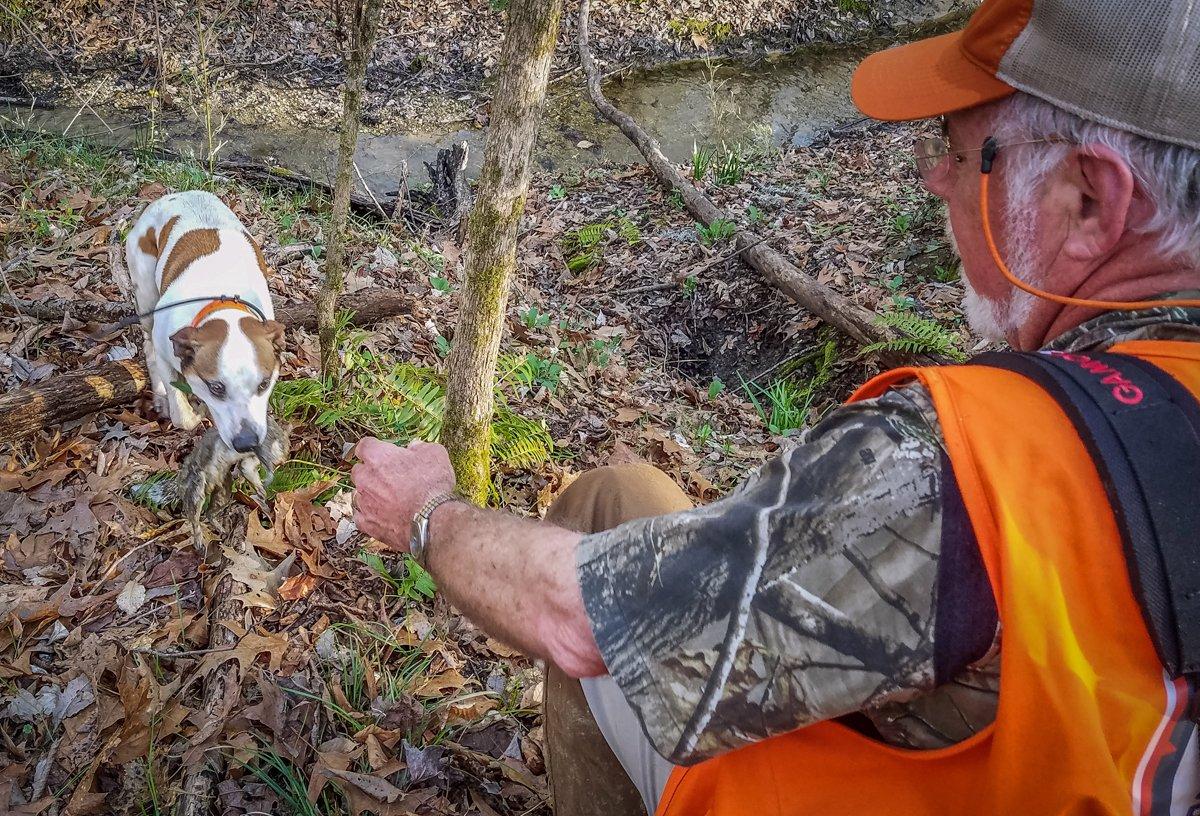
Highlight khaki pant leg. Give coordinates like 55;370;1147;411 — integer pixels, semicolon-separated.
543;465;691;816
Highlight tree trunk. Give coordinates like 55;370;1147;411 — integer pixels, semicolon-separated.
441;0;563;504
316;0;385;378
0;290;410;442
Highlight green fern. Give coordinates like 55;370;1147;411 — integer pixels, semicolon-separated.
273;333;552;470
863;309;967;362
616;216;642;246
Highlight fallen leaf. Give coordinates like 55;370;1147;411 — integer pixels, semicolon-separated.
115;580;146;616
278;571;319;601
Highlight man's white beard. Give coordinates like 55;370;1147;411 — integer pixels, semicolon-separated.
944;198;1043;346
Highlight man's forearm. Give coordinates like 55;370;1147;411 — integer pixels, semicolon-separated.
426;502;606;677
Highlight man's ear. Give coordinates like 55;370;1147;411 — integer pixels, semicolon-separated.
170;326;200;368
261;320;285;353
1063;144;1137;261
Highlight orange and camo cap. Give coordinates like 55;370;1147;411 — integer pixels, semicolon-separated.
852;0;1200;150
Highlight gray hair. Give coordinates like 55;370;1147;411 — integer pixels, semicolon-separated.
988;92;1200;265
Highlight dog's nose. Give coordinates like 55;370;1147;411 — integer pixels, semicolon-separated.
231;428;258;453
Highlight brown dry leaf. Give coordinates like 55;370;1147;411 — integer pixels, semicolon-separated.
612;407;642;424
247;510;291;557
307;736;363;804
184;631;289;691
322;767;404;803
446;695;498;724
412;667;468;698
278;571;319;601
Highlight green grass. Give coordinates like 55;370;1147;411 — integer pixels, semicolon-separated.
691;143;716;181
742;340;840;434
745;377;816;435
239;747;347;816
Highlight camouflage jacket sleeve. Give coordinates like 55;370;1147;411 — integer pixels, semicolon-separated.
576;382;947;765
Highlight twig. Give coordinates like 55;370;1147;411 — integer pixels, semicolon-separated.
62;83;104;137
353;160;388;217
133;645;235;659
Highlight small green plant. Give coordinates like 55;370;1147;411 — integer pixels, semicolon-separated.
863;308;967;362
414;242;446;274
434;333;452;357
361;551;436;602
508;352;563;393
549;184;566;201
697;218;736;247
691;143;716;181
616;215;642;246
520;306;551;330
587;337;621;367
694;423;714;449
747;204;764;225
837;0;870;13
682;275;698;297
708;376;725;400
430;274;451;293
890;213;913;234
931;263;960;283
667;191;685;210
489;0;509;9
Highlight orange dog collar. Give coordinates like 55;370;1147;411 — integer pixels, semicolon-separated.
191;298;255;327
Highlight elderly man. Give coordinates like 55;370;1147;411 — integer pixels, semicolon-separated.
353;0;1200;812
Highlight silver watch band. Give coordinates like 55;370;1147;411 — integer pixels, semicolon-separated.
409;492;456;569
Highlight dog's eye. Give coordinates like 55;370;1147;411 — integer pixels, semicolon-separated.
206;380;226;399
257;377;271;394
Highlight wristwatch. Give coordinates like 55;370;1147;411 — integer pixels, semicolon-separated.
409;493;457;570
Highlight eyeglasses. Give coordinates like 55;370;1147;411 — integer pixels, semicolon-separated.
913;132;1069;185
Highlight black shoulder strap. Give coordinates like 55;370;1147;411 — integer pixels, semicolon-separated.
973;350;1200;678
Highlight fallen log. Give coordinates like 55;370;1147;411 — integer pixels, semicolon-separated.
0;359;149;443
576;0;913;355
0;289;411;443
1;286;410;332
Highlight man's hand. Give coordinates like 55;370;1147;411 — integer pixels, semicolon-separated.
351;437;456;551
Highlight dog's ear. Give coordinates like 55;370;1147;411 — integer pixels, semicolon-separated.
261;320;286;354
170;326;200;368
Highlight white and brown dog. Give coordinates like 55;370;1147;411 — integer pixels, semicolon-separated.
126;190;285;453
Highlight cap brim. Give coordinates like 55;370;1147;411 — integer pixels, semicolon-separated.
852;30;1015;121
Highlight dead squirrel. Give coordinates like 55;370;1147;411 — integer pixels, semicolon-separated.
177;416;289;550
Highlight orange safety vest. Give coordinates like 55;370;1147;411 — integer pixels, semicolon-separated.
657;340;1200;816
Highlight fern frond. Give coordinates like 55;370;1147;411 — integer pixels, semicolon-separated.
865;309;967;361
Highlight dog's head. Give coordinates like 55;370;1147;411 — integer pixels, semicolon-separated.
170;316;285;452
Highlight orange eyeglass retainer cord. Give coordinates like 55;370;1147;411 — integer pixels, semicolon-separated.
977;136;1200;312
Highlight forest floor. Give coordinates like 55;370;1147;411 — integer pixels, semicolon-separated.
0;9;980;807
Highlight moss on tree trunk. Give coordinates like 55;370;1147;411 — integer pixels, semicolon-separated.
442;0;563;504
